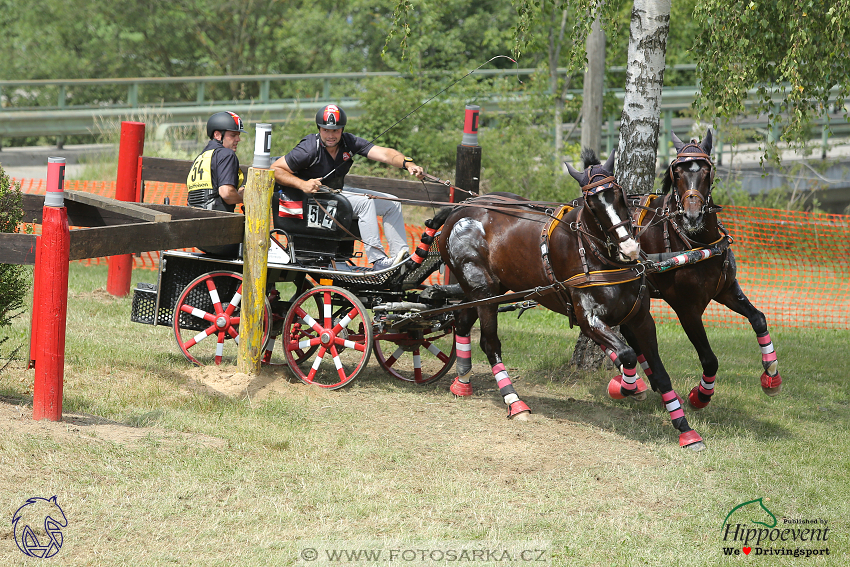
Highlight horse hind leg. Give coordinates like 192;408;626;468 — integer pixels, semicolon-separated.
449;308;478;397
717;280;781;396
477;304;531;419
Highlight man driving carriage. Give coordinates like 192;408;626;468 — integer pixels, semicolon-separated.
271;104;426;271
186;110;247;258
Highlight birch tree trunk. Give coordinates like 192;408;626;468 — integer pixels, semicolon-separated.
615;0;671;195
571;0;671;372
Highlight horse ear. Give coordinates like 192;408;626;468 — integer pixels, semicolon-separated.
564;161;583;184
603;151;616;174
701;129;713;154
671;131;685;152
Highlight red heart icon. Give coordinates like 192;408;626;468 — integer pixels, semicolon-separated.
743;547;752;555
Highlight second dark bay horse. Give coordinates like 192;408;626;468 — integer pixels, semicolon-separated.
430;150;706;450
631;130;782;410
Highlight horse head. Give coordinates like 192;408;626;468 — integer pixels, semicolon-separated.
565;149;640;262
664;130;715;233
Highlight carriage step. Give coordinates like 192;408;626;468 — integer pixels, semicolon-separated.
130;282;158;325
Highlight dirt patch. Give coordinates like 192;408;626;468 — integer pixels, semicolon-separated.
0;397;225;449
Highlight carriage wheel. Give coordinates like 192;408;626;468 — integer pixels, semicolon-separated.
282;286;373;389
173;271;270;366
262;292;321;366
373;327;456;385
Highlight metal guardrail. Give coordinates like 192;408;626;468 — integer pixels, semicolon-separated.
1;67;847;160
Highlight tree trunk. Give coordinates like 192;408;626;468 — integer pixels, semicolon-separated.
581;16;605;158
571;0;670;372
615;0;672;195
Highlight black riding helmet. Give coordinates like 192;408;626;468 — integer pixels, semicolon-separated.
316;104;347;130
207;111;247;139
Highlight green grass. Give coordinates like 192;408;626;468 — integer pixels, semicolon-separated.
1;263;847;566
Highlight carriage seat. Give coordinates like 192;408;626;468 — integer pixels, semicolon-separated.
272;185;360;257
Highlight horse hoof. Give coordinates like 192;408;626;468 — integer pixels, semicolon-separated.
635;377;649;394
632;390;647;401
760;372;782;396
607;376;625;399
450;378;473;397
687;385;711;410
679;430;704;450
507;400;531;419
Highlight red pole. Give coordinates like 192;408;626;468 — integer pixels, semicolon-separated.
107;121;146;296
33;157;70;422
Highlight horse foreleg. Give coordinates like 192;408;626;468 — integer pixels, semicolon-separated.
476;304;531;419
576;313;646;401
671;309;719;410
716;279;781;396
627;309;706;451
449;307;478;397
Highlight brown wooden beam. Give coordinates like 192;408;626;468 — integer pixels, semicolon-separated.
68;215;244;260
64;190;171;222
0;233;38;265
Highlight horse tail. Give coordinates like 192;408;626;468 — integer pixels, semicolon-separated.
408;206;452;267
425;205;453;230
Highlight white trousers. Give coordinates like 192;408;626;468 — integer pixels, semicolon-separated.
341;185;409;263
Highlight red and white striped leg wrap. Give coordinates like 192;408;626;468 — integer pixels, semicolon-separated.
688;373;715;409
698;374;715;397
637;354;652;376
662;390;685;421
620;365;638;392
492;362;530;417
757;331;782;393
410;227;438;265
601;346;621;368
450;335;474;396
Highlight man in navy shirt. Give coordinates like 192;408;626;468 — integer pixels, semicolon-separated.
272;104;425;271
187;111;246;257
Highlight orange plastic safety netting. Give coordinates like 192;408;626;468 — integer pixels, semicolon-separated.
649;206;850;330
17;179;850;329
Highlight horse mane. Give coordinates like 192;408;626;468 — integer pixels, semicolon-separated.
660;165;673;194
580;148;601;168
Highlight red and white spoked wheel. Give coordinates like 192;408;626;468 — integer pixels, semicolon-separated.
263;293;321;367
283;286;373;389
173;271;270;366
373;328;456;385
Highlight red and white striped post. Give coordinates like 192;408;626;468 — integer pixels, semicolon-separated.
107;121;145;296
33;157;70;421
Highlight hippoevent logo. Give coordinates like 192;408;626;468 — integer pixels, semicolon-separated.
721;498;830;558
12;496;68;558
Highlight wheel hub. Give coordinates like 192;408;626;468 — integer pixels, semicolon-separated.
320;331;332;345
216;316;228;329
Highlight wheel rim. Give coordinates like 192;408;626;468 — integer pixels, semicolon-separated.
282;286;373;389
173;271;270;366
374;328;456;384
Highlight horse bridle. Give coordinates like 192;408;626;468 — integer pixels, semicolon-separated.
575;174;636;259
668;143;721;216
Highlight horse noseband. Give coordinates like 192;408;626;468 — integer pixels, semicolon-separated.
681;188;705;206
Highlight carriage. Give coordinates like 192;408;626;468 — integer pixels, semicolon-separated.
130;187;459;389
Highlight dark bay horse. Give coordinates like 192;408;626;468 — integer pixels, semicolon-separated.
632;130;782;409
431;150;705;450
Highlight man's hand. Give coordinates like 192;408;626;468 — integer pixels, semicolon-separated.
404;163;425;179
302;178;324;193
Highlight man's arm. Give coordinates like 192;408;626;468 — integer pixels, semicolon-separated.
271;156;324;193
366;145;425;178
218;184;243;204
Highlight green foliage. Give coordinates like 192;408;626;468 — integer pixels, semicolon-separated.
0;165;31;371
693;0;850;152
